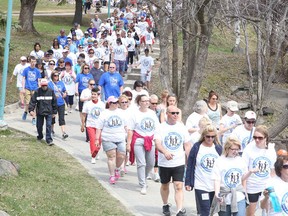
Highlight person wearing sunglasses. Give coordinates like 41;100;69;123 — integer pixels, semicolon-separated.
185;125;222;216
242;125;277;216
260;155;288;215
127;94;160;195
81;87;105;164
95;96;127;184
154;105;192;216
46;60;56;80
231;110;257;155
211;137;257;216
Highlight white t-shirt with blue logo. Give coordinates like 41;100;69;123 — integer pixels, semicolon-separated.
242;141;277;193
154;122;190;167
232;125;255;152
194;144;220;192
96;108;127;142
212;156;247;204
82;100;105;128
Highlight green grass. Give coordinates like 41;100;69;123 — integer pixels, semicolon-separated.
0;129;132;216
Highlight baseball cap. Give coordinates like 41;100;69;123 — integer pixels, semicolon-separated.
107;96;118;103
93;58;100;63
227;100;239;112
84;31;89;34
40;78;48;86
62;49;69;53
20;56;27;61
245;111;257;120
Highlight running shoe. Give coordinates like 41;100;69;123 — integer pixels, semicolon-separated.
176;208;186;216
32;118;36;125
140;185;147;195
162;204;171;216
62;133;68;139
114;169;120;180
91;157;96;164
109;176;116;184
22;112;27;121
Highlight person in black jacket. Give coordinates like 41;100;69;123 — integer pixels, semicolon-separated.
29;78;57;146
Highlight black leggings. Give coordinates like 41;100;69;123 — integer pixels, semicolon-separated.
127;51;135;65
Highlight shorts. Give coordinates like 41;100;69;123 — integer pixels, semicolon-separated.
78;92;84;112
159;165;185;184
52;104;65;126
102;140;126;153
141;72;151;82
247;192;262;203
24;89;35;104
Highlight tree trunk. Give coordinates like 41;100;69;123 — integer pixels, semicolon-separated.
171;0;178;95
73;0;83;25
19;0;38;35
269;110;288;138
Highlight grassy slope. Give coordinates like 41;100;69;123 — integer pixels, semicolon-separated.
0;130;131;216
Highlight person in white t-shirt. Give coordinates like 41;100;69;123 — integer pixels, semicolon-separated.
260;155;288;215
127;94;160;195
219;100;242;144
190;117;211;146
155;105;191;216
211;137;257;216
81;88;105;164
231;110;257;154
95;96;127;185
111;38;128;77
10;56;29;109
185;125;222;216
136;48;154;89
242;125;277;216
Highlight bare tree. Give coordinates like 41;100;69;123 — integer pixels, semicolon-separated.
72;0;83;25
19;0;38;35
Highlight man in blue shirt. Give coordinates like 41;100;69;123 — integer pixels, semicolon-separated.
21;56;42;125
98;62;124;100
57;29;68;48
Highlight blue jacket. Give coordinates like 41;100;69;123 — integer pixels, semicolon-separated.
185;141;222;189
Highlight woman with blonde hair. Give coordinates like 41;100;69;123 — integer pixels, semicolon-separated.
158;89;169;110
185;125;222;216
210;137;256;216
242;125;277;216
160;94;182;123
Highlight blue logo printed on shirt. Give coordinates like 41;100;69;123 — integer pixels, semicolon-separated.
200;154;218;173
164;132;182;151
140;117;155;132
282;192;288;214
91;107;101;119
28;71;36;81
224;168;243;188
107;115;122;128
63;75;74;85
252;156;271;178
82;76;90;88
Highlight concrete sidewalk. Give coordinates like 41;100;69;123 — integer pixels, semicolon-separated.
4;108;198;216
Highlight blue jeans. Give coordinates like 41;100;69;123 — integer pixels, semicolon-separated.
36;114;52;143
114;59;126;74
218;199;246;216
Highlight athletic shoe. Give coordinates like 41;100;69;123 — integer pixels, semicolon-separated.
114;169;120;180
162;204;171;216
109;176;116;184
96;154;100;160
147;171;153;180
140;185;147;195
32;118;36;125
91;157;96;164
64;111;68;115
124;167;128;174
62;133;68;139
47;140;54;146
154;173;160;182
176;208;186;216
22;112;27;120
120;169;125;177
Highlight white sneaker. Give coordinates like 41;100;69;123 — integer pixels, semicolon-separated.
91;157;96;164
140;185;147;195
147;171;153;180
96;154;100;160
154;173;160;182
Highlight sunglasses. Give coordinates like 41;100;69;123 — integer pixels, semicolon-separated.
246;120;256;124
205;135;216;139
229;148;240;151
151;103;158;105
283;164;288;169
53;74;59;77
84;67;90;69
59;62;64;64
253;136;265;140
109;67;115;68
49;63;55;65
89;52;94;54
110;101;118;104
169;112;179;115
89;83;96;86
121;101;128;104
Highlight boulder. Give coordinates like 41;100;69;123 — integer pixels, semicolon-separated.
0;159;20;177
262;107;274;115
0;211;10;216
231;46;244;54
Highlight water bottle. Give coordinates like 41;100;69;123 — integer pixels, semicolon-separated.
266;186;282;213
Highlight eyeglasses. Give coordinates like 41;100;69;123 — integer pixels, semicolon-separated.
253;136;265;141
168;112;179;115
229;148;240;151
110;101;118;104
121;101;128;104
84;67;90;69
53;75;59;77
282;164;288;169
89;52;94;54
49;63;55;65
109;67;115;68
205;135;216;139
150;103;158;105
89;83;95;86
246;120;256;124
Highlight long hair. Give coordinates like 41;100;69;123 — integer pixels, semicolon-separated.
199;124;220;145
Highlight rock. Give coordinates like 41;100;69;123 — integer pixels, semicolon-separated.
0;120;8;131
0;159;20;176
0;210;10;216
262;107;274;115
238;102;251;110
231;46;244;54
